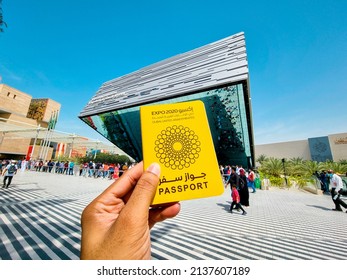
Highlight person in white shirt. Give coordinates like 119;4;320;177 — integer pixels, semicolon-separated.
328;169;346;212
21;159;27;172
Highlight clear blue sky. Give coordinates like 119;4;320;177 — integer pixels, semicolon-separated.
1;0;346;145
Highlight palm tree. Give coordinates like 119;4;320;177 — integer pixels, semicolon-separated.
298;160;324;177
287;157;305;176
321;161;347;175
256;154;267;165
258;157;283;177
289;157;304;164
338;160;347;174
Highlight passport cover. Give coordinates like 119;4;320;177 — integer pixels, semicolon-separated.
140;100;224;205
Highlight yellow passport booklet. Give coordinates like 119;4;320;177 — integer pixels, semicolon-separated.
140;100;224;205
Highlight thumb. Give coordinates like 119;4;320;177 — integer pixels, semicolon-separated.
122;163;161;220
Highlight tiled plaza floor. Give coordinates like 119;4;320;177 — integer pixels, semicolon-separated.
1;170;346;260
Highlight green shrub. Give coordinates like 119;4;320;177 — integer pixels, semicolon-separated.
268;176;284;187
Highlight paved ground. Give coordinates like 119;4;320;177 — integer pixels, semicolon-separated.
1;170;347;260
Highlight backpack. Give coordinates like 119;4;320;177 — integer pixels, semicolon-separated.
8;164;16;175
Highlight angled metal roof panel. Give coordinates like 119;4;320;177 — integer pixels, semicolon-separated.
79;32;249;117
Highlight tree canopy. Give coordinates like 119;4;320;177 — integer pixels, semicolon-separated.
0;0;7;33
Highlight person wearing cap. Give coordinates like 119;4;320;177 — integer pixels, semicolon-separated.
328;169;345;212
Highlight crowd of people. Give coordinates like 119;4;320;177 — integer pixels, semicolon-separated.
0;158;138;190
1;158;259;213
316;170;337;194
0;158;135;180
1;157;346;260
313;169;347;212
219;164;259;215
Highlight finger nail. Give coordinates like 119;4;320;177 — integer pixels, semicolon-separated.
147;163;161;177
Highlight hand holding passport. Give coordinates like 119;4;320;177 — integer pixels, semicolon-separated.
140;100;224;205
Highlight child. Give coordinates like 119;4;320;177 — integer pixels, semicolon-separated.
230;184;247;215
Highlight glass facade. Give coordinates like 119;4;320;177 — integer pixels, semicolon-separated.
81;82;253;167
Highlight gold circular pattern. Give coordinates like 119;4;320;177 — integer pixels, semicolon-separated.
154;125;201;170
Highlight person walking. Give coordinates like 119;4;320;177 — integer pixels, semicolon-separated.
223;165;231;186
319;171;329;194
239;168;250;207
226;166;239;189
2;160;18;189
328;169;344;211
248;168;256;193
230;185;247;215
20;158;27;172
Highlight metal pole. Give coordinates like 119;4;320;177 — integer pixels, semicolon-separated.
39;128;49;160
282;158;288;186
93;141;100;159
69;134;76;158
44;110;59;160
30;124;41;160
41;110;54;160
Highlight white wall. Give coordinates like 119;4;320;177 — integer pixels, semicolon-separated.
255;140;311;161
329;133;347;162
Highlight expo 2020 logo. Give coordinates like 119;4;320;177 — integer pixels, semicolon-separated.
154;125;201;170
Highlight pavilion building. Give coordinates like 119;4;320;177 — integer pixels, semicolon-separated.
79;32;255;168
0;83;61;160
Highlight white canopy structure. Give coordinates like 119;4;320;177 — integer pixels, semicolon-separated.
0;117;125;155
